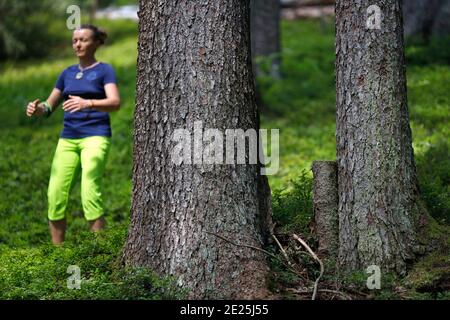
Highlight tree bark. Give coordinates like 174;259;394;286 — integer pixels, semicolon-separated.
123;0;271;299
251;0;281;79
335;0;426;274
312;161;338;258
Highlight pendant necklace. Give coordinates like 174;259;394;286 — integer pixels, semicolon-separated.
76;61;100;80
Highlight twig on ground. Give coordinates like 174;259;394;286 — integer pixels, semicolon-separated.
287;288;352;300
292;233;324;300
206;230;277;258
206;230;308;281
271;233;293;267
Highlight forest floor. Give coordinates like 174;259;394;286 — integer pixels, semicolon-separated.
0;18;448;299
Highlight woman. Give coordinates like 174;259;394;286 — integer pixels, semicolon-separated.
26;24;121;245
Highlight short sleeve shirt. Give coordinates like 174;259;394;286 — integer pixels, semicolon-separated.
55;62;117;138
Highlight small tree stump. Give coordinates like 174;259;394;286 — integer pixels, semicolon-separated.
312;160;338;258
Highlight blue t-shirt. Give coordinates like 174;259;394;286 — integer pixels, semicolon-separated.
55;62;117;139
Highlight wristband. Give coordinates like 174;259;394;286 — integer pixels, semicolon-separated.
42;101;53;118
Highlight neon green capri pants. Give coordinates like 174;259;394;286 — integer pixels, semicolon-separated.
47;136;111;221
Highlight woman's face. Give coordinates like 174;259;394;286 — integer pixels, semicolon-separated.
72;29;99;59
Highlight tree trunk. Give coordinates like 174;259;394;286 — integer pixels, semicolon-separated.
432;0;450;36
123;0;271;299
89;0;99;23
335;0;426;274
403;0;448;39
312;161;338;258
251;0;281;79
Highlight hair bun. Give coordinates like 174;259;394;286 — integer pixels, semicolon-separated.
97;29;107;45
79;24;108;45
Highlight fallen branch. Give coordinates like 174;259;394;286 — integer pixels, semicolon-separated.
272;233;293;267
292;233;324;300
206;230;277;258
344;287;371;298
287;288;352;300
206;230;308;282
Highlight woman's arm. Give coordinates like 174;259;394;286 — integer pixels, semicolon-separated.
62;83;121;113
46;88;63;111
26;88;62;117
91;83;121;112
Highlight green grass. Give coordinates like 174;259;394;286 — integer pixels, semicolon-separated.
0;226;185;299
0;18;143;299
0;17;449;299
261;20;336;191
263;20;450;226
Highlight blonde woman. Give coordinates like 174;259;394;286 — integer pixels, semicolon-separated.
26;24;121;245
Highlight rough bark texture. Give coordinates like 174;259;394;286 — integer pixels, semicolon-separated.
251;0;281;79
123;0;271;299
312;161;338;258
335;0;426;274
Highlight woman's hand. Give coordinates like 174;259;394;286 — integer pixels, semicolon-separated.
62;95;92;113
26;99;45;117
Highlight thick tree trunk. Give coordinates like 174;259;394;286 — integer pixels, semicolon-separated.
251;0;281;79
123;0;271;299
335;0;426;274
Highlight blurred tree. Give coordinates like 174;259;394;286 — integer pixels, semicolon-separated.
90;0;99;23
73;0;115;22
0;0;124;60
0;0;64;59
251;0;281;79
431;0;450;36
335;0;428;274
123;0;272;299
403;0;450;39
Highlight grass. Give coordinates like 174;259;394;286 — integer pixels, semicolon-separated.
0;17;449;299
